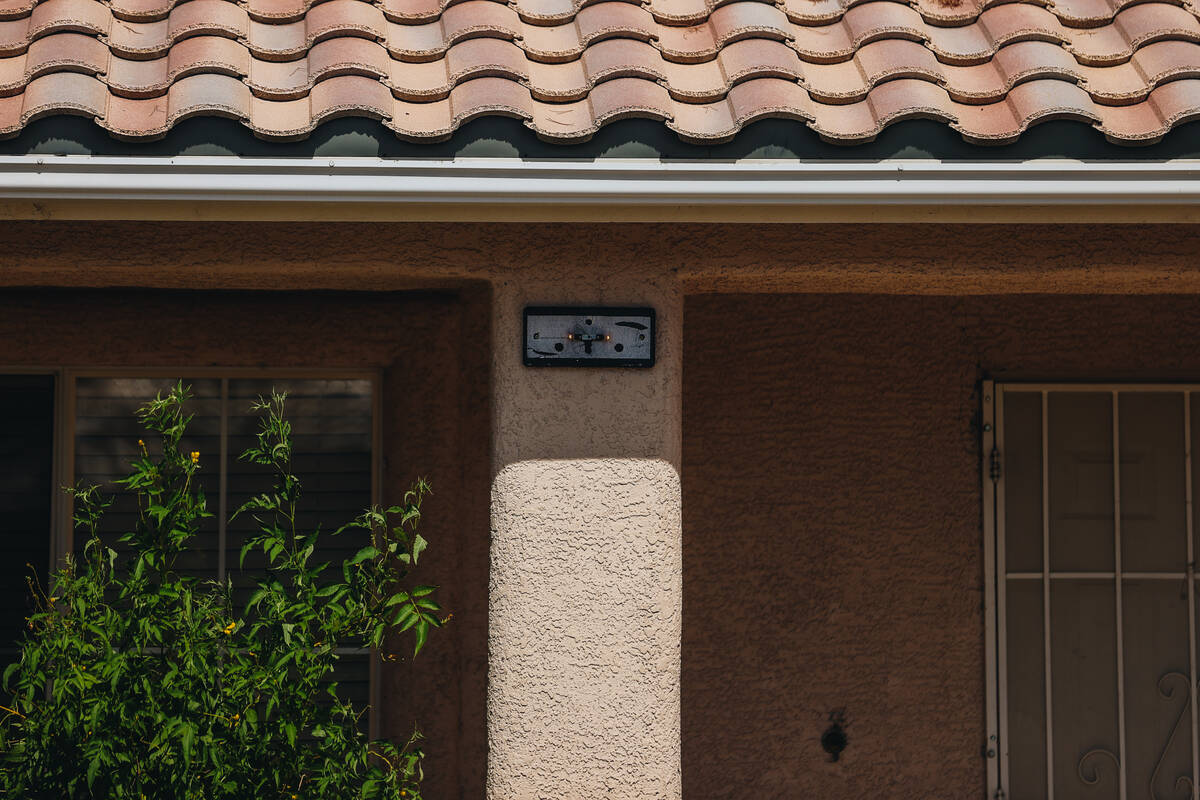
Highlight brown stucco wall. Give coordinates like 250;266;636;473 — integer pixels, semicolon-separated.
682;293;1200;799
1;222;1200;297
0;288;491;800
7;222;1200;799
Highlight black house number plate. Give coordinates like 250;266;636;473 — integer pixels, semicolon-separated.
523;306;655;368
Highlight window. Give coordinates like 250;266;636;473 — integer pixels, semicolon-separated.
0;375;54;667
0;371;380;734
985;384;1200;800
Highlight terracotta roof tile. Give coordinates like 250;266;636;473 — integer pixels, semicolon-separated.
245;0;309;22
1047;0;1119;27
647;0;709;25
1142;77;1200;130
21;30;107;78
723;75;811;125
513;0;583;25
23;70;106;121
3;0;1200;145
0;0;36;22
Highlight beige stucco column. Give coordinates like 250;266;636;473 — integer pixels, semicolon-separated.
487;269;682;799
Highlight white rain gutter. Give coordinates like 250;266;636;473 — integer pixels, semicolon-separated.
2;155;1200;219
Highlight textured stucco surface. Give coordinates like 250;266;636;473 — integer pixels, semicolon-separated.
0;289;491;800
490;459;681;799
1;223;1200;297
490;275;683;467
487;276;683;799
682;293;1200;799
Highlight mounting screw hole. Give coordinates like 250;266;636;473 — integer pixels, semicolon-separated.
638;333;646;341
554;343;564;352
614;344;624;353
585;318;592;325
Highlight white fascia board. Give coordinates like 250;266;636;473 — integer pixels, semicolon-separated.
2;155;1200;205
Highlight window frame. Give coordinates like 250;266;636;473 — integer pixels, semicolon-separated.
983;381;1200;800
1;365;384;739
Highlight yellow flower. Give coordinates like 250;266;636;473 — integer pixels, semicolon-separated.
137;439;145;447
223;622;236;635
190;451;200;464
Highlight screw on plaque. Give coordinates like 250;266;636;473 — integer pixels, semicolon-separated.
566;331;611;355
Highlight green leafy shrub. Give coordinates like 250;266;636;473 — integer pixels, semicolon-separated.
0;383;445;799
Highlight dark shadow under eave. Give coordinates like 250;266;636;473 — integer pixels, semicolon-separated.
5;114;1200;161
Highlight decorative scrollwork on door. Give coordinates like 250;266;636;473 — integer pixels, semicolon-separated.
1079;747;1121;787
1149;672;1195;800
1078;672;1199;798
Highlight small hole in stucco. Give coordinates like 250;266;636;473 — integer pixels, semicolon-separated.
821;710;848;763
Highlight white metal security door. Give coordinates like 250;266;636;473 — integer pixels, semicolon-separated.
986;384;1200;800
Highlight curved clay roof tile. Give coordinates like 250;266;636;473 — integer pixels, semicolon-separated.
2;0;1200;144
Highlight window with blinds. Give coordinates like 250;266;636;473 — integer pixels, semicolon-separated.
0;373;378;728
986;384;1200;800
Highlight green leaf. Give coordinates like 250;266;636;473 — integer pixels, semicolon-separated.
413;620;429;656
246;586;269;611
411;534;428;564
181;724;194;768
349;545;378;565
393;603;418;630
